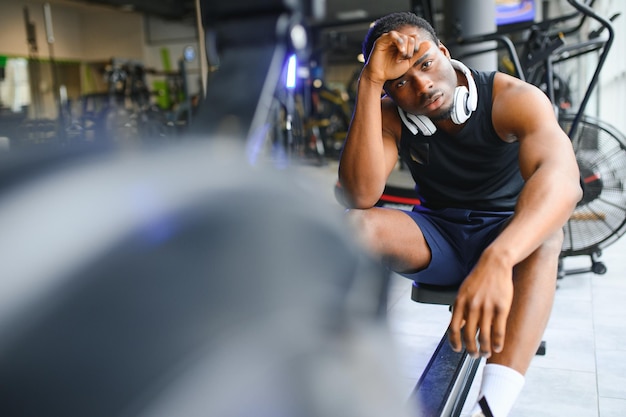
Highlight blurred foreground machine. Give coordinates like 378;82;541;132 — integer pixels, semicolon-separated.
0;1;414;416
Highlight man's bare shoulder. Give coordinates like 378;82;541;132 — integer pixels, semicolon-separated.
493;71;542;100
492;71;560;141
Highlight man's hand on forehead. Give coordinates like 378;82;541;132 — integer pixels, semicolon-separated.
385;31;429;63
412;41;430;60
365;31;431;84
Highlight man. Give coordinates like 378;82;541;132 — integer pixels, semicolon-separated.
337;12;582;417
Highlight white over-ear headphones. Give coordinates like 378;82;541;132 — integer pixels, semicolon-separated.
397;59;478;136
449;59;478;124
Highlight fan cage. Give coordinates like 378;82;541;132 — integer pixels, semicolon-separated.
560;114;626;257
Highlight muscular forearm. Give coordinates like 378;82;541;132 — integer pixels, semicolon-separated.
338;75;391;208
482;167;582;269
338;31;424;208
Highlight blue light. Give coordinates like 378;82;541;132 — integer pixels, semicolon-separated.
286;54;297;89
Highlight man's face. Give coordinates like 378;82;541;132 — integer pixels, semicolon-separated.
383;26;457;120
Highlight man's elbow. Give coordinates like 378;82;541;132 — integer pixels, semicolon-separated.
340;192;379;210
348;198;379;210
559;159;584;210
572;176;584;207
560;171;584;214
335;182;379;209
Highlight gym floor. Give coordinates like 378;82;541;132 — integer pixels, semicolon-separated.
298;159;626;417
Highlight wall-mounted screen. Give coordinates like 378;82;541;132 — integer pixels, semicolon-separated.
496;0;536;29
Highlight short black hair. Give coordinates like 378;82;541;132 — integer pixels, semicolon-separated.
362;12;439;61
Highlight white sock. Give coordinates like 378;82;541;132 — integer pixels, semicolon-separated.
470;363;525;417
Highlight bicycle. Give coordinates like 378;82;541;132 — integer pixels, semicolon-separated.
307;82;353;159
259;57;327;168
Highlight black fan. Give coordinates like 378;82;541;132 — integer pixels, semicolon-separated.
559;114;626;275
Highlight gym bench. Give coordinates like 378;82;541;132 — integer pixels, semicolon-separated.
409;282;483;417
408;282;547;417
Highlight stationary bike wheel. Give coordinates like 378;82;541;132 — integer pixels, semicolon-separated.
559;114;626;257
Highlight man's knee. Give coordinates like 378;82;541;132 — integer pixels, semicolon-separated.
345;208;381;246
345;207;415;258
539;229;564;259
516;229;563;279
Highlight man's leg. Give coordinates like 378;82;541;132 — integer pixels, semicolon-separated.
345;207;432;272
490;228;562;372
471;229;563;416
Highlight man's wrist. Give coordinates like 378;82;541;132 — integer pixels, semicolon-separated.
481;245;515;272
359;70;386;90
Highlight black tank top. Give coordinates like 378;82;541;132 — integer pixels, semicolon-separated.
397;70;524;211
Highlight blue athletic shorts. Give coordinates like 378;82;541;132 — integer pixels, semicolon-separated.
400;206;513;286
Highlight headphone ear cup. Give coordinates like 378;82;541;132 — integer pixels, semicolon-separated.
449;59;478;125
451;85;471;125
398;107;437;136
414;115;437;136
